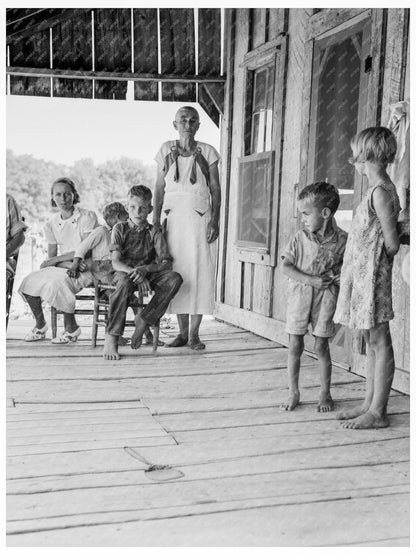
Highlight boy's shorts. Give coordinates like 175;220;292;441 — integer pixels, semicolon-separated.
286;282;338;338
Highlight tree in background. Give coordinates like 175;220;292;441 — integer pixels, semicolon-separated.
6;150;156;230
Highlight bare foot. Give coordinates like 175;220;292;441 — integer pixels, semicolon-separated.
118;336;130;346
103;334;120;360
131;315;147;350
165;334;188;347
317;392;334;413
189;336;205;350
336;403;370;420
280;391;300;411
342;410;390;429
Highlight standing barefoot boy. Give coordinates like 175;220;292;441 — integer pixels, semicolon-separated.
280;182;347;412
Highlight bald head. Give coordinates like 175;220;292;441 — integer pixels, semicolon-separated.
175;106;200;121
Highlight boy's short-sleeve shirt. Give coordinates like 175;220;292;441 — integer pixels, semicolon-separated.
110;219;172;268
282;220;348;278
74;225;112;261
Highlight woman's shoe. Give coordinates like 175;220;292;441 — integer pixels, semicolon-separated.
24;324;48;342
51;327;81;344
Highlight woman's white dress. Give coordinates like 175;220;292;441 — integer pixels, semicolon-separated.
18;207;98;313
155;141;220;315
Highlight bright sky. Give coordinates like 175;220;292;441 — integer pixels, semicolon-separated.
6;89;220;166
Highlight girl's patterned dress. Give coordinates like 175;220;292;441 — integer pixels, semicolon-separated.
334;179;400;330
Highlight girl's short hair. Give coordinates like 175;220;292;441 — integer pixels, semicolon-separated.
298;181;340;214
349;126;397;165
50;177;80;207
102;201;129;223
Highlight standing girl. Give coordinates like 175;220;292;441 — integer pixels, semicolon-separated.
334;127;401;429
19;177;98;343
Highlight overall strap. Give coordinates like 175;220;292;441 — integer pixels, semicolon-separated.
162;144;180;182
163;142;210;186
190;147;210;186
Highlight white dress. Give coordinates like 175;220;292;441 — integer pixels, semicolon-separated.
18;207;98;313
155;140;220;314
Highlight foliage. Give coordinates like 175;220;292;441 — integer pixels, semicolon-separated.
6;149;156;232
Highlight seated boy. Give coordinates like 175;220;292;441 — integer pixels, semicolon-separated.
103;185;183;361
67;201;160;347
280;182;348;412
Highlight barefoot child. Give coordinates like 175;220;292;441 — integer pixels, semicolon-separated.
334;127;401;429
103;185;183;360
281;182;348;412
68;201;159;346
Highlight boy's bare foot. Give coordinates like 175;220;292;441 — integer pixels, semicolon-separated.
336;403;370;420
280;391;300;411
189;336;205;350
103;334;120;360
342;410;390;429
131;315;148;350
165;334;188;347
317;393;334;412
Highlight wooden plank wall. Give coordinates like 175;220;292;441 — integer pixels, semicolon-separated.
198;9;222;127
217;8;410;391
133;8;159;101
9;30;51;97
94;8;131;100
52;11;92;99
160;8;196;102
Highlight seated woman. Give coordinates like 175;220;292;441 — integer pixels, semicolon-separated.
18;177;98;343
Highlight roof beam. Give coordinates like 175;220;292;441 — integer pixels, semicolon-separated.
6;9;91;44
6;66;226;84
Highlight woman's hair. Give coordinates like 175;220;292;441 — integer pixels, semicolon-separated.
298;181;340;214
50;177;80;207
349;126;397;166
102;201;129;223
127;184;153;203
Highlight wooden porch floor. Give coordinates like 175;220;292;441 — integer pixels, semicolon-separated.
6;317;410;546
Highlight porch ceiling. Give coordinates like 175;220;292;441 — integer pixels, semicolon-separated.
6;8;224;126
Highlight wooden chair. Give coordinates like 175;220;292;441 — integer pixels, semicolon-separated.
91;279;160;351
50;288;96;340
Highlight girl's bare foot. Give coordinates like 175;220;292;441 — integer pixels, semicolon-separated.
317;393;334;412
280;391;300;411
103;334;120;360
342;410;390;429
336;403;370;420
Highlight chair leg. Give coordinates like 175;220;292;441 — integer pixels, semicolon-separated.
91;302;99;348
51;307;57;339
153;321;160;352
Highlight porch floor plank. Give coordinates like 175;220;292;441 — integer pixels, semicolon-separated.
6;318;409;546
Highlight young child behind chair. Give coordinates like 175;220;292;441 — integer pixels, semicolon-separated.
67;201;157;346
281;182;348;412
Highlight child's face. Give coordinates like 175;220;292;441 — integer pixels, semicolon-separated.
127;196;152;226
105;212;128;229
298;199;326;233
52;182;75;211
